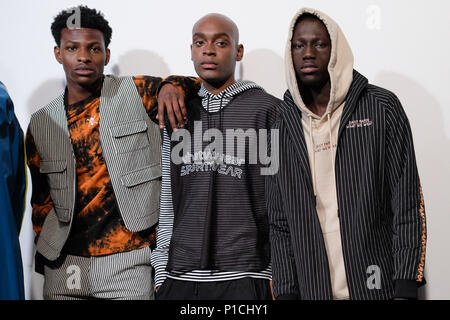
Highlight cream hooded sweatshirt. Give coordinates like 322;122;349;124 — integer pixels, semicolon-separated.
285;8;354;300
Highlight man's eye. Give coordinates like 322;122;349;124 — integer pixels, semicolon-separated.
316;42;327;48
91;47;101;52
292;43;304;49
194;41;204;46
67;46;76;51
216;41;227;47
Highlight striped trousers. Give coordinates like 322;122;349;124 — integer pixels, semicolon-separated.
43;246;154;300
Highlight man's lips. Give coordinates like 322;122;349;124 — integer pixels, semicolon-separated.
300;65;319;74
74;67;95;75
201;62;218;69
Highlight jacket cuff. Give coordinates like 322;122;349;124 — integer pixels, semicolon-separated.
394;280;418;299
276;294;299;300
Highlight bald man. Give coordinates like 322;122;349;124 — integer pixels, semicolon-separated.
151;13;281;300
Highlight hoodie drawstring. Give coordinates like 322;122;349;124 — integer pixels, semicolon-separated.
328;113;339;217
219;95;224;151
328;113;336;184
206;95;211;138
309;116;317;196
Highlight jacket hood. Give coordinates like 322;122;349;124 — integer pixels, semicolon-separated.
285;8;354;120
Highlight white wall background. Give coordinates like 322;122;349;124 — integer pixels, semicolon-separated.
0;0;448;300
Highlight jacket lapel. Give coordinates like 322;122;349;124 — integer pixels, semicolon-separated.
281;91;314;190
337;70;368;141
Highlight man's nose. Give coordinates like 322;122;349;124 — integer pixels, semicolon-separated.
203;43;216;55
303;44;315;59
77;47;91;62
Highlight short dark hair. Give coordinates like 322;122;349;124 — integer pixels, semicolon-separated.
51;6;112;48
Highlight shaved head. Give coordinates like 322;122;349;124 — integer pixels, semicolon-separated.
190;12;243;94
193;13;239;45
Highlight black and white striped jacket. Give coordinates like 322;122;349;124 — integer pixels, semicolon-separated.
266;70;426;300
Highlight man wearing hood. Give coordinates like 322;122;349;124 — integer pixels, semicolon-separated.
266;8;426;300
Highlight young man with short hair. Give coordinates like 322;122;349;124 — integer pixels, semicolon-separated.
26;6;198;300
266;8;427;300
152;13;280;300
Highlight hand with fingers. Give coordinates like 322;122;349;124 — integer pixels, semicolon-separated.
157;83;187;131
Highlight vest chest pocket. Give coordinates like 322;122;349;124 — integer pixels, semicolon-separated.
40;160;67;190
110;120;150;154
119;164;162;226
120;164;162;188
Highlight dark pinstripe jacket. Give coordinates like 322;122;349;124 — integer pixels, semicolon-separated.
28;76;161;261
266;70;426;300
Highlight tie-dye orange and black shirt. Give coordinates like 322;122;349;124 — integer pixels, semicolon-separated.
26;75;200;257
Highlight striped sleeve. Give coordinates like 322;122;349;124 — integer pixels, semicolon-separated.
385;93;427;298
266;119;299;300
150;127;173;287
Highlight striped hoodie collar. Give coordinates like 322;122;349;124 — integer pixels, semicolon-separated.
198;80;263;100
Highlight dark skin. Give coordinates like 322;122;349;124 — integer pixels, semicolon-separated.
55;27;184;122
191;13;243;95
54;28;110;105
157;14;243;131
157;15;247;130
157;87;188;131
291;17;331;117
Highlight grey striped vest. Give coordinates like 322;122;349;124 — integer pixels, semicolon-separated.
28;75;161;261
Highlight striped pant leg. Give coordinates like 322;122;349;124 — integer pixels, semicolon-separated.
43;246;154;300
89;246;154;300
43;255;91;300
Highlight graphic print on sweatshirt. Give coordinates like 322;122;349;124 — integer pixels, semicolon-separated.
173;81;278;180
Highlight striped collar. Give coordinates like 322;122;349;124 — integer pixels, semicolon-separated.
198;80;263;112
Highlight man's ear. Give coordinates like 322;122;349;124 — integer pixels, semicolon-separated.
105;48;111;66
54;46;63;64
236;44;244;62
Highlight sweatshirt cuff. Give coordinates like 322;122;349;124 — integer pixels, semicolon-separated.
394;280;418;299
154;268;168;287
276;294;299;300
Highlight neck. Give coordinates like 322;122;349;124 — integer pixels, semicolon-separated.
66;76;103;105
299;80;331;117
203;76;236;95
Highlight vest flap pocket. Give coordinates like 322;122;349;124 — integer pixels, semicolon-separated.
110;120;148;138
121;164;162;187
40;160;67;173
54;206;70;223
